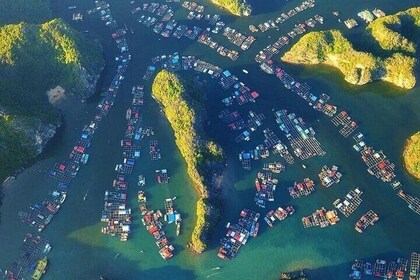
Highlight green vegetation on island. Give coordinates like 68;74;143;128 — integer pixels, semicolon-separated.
210;0;252;16
281;30;416;89
403;131;420;180
0;117;37;182
282;7;420;89
365;7;420;55
152;70;225;253
0;18;104;183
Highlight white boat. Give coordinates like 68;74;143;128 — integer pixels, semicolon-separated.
81;154;89;164
138;175;146;187
60;193;67;204
302;164;307;169
83;191;88;201
242;69;249;74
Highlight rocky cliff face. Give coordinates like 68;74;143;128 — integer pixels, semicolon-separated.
0;18;104;182
28;120;60;154
0;106;61;159
72;64;103;100
210;0;252;17
5;61;103;161
281;30;417;89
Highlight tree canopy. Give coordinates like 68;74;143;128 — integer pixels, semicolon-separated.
152;70;224;253
365;7;420;55
0;19;103;182
282;28;417;89
403;131;420;180
210;0;252;16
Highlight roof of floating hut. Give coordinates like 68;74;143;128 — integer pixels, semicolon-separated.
167;211;181;223
223;70;231;77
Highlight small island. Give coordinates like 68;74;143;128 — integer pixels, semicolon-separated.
281;7;420;89
0;18;104;182
403;131;420;180
210;0;252;16
152;70;225;253
365;7;420;55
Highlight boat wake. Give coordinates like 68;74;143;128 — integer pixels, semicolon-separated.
206;272;220;278
83;188;89;201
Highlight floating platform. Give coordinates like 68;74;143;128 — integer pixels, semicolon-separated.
5;233;51;280
333;187;363;217
398;190;420;215
150;140;162;160
355;210;379;233
156;169;169;184
275;109;326;160
254;173;277;208
318;165;342;188
302;207;340;228
289;178;315;198
360;147;395;182
332;111;358;138
218;209;260;260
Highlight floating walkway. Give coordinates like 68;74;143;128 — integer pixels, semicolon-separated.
254;172;277;208
289;178;315;199
218;209;260;260
349;257;409;280
5;233;51;280
274;109;326;160
333;188;363;217
318;165;342;188
354;210;379;233
301;207;340;228
264;206;295;227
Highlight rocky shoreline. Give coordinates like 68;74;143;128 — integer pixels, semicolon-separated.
0;65;103;224
211;0;252;17
281;29;417;89
152;70;226;253
1;64;103;177
402;131;420;181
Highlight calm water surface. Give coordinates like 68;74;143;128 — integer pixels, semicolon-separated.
0;0;419;279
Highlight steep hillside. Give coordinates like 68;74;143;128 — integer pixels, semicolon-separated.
210;0;252;16
152;70;224;253
281;30;416;89
403;131;420;180
0;18;104;182
365;7;420;55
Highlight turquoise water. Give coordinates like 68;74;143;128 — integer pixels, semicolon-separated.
0;0;419;279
